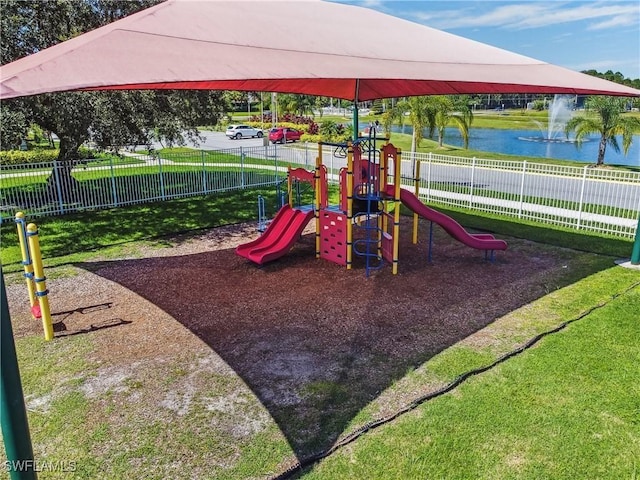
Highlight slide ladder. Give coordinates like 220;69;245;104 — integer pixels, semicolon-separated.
352;134;386;276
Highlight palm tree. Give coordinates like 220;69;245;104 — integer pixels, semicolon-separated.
432;96;473;148
379;98;404;139
397;96;436;153
278;94;315;117
564;96;640;166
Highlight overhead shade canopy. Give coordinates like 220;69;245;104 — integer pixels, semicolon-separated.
1;0;639;100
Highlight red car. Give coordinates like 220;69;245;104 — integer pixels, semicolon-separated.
269;127;302;144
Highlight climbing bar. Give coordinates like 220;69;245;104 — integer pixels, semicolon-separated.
26;223;54;341
14;213;37;314
346;143;354;270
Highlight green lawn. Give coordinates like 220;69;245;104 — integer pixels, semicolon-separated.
299;271;640;479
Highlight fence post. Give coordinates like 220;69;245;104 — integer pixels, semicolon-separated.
157;153;166;200
273;146;279;184
109;156;119;207
201;150;208;194
517;161;527;218
304;142;309;168
469;156;476;207
240;147;246;188
576;165;589;230
52;158;65;214
330;149;334;182
427;152;432;202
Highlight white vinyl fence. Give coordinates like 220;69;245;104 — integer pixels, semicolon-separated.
400;152;640;239
1;144;639;239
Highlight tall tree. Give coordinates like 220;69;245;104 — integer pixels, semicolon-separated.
277;94;315;117
379;98;404;139
1;0;226;201
581;70;640;109
398;95;474;151
432;96;473;148
564;96;640;166
314;96;328;117
397;96;436;153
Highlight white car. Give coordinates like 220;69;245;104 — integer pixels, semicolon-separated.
225;124;264;140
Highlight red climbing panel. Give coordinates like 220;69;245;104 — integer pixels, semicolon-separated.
320;210;347;266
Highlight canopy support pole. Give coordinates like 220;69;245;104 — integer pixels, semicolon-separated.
631;213;640;265
1;269;37;480
352;80;360;142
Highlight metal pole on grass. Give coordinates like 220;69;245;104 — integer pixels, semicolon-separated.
0;269;38;480
631;213;640;265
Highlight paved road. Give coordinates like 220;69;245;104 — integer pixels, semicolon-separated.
149;130;268;150
145;131;639;211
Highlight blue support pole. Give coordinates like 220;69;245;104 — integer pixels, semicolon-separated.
257;195;266;232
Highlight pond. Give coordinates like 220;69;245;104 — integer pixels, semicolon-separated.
386;125;640;167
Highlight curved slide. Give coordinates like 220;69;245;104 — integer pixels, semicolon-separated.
385;185;508;251
236;205;315;265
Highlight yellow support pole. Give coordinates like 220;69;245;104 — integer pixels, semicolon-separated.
413;160;421;244
26;223;54;341
287;166;293;208
392;147;402;275
346;143;354;270
315;143;322;259
14;213;37;313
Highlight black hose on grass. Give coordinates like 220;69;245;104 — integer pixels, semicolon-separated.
272;280;640;480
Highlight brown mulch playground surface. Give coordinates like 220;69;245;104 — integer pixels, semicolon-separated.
5;216;591;459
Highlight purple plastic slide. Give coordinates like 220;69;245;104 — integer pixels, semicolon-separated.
236;205;315;265
385;185;508;251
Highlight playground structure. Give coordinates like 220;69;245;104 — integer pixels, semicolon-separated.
236;135;507;275
14;212;54;341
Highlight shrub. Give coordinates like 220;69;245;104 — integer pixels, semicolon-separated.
0;146;98;166
0;149;58;166
532;100;546;111
249;113;319;134
301;134;322;144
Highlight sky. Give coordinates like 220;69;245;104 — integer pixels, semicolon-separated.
331;1;640;79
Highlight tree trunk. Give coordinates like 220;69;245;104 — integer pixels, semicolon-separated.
596;136;607;166
46;138;82;204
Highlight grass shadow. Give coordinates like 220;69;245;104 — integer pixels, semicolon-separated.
75;222;614;464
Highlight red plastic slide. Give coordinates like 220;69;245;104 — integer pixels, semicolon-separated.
236;205;315;265
385;185;508;251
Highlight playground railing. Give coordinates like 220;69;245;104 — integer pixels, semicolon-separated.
1;144;638;240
